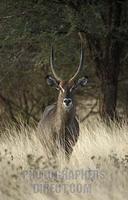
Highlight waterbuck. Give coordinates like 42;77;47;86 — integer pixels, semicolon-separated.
38;44;88;159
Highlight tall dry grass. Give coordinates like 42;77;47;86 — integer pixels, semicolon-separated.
0;119;128;200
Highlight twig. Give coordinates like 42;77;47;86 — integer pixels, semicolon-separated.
80;100;98;122
0;94;38;122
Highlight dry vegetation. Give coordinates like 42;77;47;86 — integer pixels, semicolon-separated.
0;119;128;200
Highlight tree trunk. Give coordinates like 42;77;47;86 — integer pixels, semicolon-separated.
99;73;118;120
99;0;122;121
79;0;123;122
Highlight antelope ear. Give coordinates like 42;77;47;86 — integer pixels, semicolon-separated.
77;76;88;87
71;76;88;92
46;75;59;88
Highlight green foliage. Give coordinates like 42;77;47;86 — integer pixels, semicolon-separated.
0;0;128;125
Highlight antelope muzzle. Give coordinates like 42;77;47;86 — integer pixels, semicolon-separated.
63;98;73;110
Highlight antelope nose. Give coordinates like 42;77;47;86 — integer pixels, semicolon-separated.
63;98;72;106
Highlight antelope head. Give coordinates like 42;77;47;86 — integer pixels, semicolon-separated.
46;45;88;112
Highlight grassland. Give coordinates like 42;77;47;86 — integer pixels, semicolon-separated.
0;119;128;200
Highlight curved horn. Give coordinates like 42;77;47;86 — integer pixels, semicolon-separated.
50;46;61;81
70;43;84;82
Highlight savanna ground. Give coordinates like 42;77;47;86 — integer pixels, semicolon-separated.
0;117;128;200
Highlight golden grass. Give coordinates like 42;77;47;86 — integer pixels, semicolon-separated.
0;119;128;200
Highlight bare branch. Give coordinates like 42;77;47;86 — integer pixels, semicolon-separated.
80;100;98;122
0;94;38;123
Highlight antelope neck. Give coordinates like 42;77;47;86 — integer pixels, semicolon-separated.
56;94;76;124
